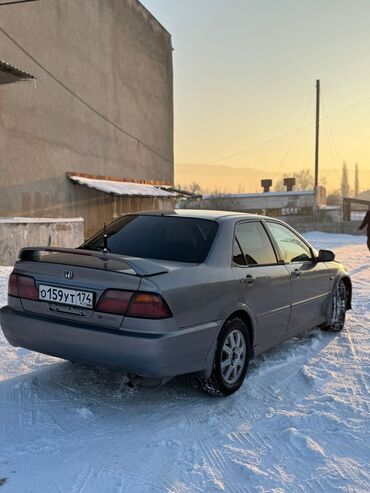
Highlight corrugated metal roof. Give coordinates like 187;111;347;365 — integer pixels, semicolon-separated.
68;175;179;198
0;59;35;85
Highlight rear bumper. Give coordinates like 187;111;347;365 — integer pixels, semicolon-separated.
0;306;220;378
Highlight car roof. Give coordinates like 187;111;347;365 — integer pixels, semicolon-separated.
128;209;265;221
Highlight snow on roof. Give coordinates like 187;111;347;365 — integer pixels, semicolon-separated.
0;59;35;85
203;190;315;199
318;205;341;210
0;217;83;224
68;175;178;198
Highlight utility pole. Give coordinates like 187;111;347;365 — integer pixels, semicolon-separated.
314;79;320;193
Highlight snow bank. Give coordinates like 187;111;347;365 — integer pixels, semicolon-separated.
304;231;365;249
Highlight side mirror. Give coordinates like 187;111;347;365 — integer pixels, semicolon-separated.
317;249;335;262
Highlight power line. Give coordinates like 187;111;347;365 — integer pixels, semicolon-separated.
321;94;342;167
0;0;39;6
191;92;370;167
0;24;173;164
209;128;299;165
3;15;368;171
275;87;314;175
322;113;339;176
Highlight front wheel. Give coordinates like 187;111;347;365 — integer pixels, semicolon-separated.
200;318;250;396
321;280;347;332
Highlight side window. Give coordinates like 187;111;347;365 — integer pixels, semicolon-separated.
233;238;246;265
267;222;312;263
234;222;277;266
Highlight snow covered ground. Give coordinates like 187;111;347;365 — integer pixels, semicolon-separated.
0;233;369;492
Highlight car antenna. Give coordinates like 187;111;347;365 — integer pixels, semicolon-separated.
103;223;108;253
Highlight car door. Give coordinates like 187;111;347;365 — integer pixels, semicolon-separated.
265;221;331;336
232;221;291;351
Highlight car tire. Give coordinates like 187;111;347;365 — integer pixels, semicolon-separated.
321;280;347;333
200;317;250;396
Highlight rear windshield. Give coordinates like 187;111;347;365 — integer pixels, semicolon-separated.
83;215;218;263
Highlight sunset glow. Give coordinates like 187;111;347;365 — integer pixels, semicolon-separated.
142;0;370;193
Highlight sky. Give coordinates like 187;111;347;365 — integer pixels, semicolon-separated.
141;0;370;192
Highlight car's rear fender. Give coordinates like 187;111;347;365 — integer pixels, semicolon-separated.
139;265;238;329
202;305;257;380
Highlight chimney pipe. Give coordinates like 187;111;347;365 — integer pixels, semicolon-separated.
261;179;273;193
284;177;296;192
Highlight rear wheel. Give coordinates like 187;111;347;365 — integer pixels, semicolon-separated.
200;318;250;396
321;280;347;332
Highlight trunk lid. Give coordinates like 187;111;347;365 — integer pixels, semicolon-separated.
13;247;169;327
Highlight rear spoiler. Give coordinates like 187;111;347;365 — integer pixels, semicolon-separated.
18;247;169;277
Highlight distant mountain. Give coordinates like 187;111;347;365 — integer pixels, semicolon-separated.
175;163;281;194
175;163;370;194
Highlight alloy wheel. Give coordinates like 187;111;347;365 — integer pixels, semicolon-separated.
221;329;246;384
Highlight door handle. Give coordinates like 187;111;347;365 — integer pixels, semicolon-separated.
291;268;301;278
240;274;255;285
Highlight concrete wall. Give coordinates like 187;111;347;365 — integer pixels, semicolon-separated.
0;0;173;221
0;218;84;266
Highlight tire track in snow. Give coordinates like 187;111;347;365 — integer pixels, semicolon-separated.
1;235;370;492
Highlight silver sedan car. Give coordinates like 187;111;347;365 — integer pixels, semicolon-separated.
0;210;352;396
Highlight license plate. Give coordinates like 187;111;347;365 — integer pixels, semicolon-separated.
39;284;94;309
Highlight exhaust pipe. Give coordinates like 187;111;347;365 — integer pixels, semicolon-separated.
127;373;168;388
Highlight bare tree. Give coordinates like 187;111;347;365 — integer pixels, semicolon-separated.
354;163;360;197
327;190;342;205
341;162;350;197
177;182;203;194
274;169;316;191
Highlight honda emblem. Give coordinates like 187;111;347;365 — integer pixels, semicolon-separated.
64;271;73;279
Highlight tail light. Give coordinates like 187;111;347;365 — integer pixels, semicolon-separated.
8;273;38;300
8;273;19;297
96;290;133;316
127;293;172;319
96;290;172;319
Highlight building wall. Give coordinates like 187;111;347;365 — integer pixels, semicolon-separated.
0;0;173;221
